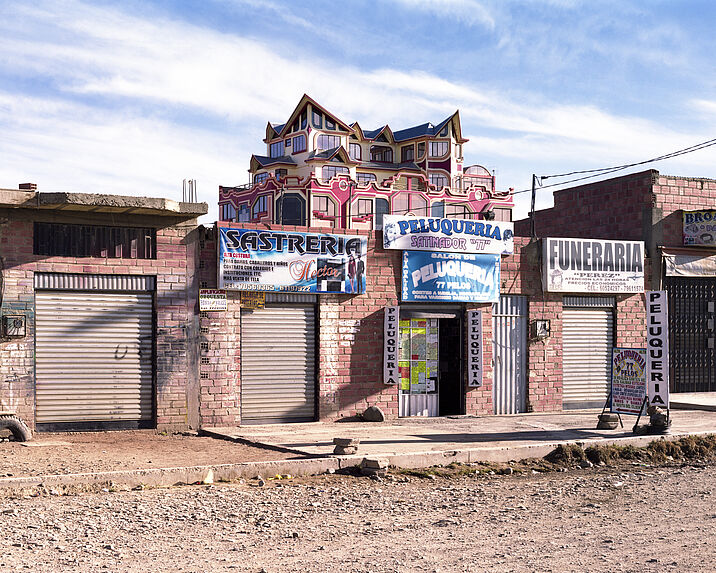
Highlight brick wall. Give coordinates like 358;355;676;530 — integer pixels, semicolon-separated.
652;174;716;247
0;209;199;430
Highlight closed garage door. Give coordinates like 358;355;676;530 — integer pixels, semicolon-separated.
240;304;316;423
563;303;614;409
35;290;153;428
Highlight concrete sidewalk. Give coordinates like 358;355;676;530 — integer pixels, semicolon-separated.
204;408;716;467
2;406;716;494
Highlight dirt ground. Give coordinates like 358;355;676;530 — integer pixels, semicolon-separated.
1;453;715;572
0;430;299;477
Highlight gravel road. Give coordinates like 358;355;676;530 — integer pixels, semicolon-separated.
2;461;715;572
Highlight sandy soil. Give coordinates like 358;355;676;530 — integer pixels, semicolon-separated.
1;459;714;572
0;430;299;477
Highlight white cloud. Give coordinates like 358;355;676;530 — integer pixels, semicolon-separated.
390;0;495;29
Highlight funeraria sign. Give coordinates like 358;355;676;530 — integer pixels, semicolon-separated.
383;306;399;385
467;310;483;387
543;237;645;294
382;215;514;255
646;291;670;408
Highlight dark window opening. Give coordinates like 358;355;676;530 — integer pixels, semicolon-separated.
34;222;156;259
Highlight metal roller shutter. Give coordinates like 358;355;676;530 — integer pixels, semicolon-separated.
35;291;153;425
240;304;316;423
562;308;614;409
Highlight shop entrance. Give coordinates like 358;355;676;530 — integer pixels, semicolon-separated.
398;309;463;417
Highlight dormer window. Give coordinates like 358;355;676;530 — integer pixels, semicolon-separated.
317;134;341;150
438;124;449;137
429;141;449;158
325;117;336;130
270;141;284;158
370;145;393;163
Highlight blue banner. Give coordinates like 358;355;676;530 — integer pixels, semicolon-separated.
401;251;500;302
219;227;367;294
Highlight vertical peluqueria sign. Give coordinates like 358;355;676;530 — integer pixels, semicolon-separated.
468;310;483;387
384;306;399;385
646;291;670;408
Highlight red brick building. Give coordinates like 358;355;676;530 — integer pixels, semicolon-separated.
0;187;206;431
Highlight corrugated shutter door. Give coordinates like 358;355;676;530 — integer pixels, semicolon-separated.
241;305;316;423
562;308;613;408
35;291;153;423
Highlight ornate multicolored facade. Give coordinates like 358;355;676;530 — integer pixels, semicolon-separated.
218;94;514;228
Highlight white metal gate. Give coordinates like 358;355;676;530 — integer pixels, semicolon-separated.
35;291;154;425
492;296;528;414
562;299;614;409
240;304;316;423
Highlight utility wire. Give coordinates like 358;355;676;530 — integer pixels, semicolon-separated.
512;137;716;195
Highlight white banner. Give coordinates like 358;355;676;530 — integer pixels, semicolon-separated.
543;237;645;293
382;215;514;255
467;310;483;387
383;306;399;385
646;291;670;408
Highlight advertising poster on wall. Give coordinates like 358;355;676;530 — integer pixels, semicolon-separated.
401;251;500;302
683;209;716;246
611;348;646;415
382;215;514;255
542;237;645;293
383;306;398;385
218;227;367;294
198;289;228;311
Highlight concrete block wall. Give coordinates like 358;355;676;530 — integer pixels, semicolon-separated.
0;210;198;430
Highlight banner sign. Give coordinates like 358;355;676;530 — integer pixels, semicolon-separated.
199;289;227;311
218;227;367;294
543;237;645;293
683;209;716;246
467;310;483;387
401;251;500;303
240;291;265;309
611;348;646;415
646;291;670;408
383;306;399;385
383;215;514;255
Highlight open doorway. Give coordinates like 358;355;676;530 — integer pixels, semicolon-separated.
398;308;463;417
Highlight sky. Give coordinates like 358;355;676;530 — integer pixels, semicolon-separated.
2;0;716;223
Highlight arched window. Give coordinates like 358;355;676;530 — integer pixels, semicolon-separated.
322;165;349;182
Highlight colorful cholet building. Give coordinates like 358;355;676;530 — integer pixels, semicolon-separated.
218;94;514;228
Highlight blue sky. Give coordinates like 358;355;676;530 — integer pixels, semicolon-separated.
2;0;716;222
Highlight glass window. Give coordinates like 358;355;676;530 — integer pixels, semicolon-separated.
431;201;445;218
322;165;349;182
312;109;323;128
317;134;341;150
269;141;284;158
254;172;268;185
445;203;469;218
325;117;336;130
417;142;425;158
293;134;306;153
300;110;307;129
252;195;268;219
356;172;377;185
313;195;335;218
375;197;390;230
275;169;287;181
277;195;305;225
291;119;299;132
429;173;448;189
401;145;414;163
429;141;449;158
285;138;291;148
349;143;362;161
439;124;449;137
393;192;427;216
370;145;393;163
352;198;372;217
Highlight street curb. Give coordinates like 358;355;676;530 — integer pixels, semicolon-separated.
1;430;713;494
